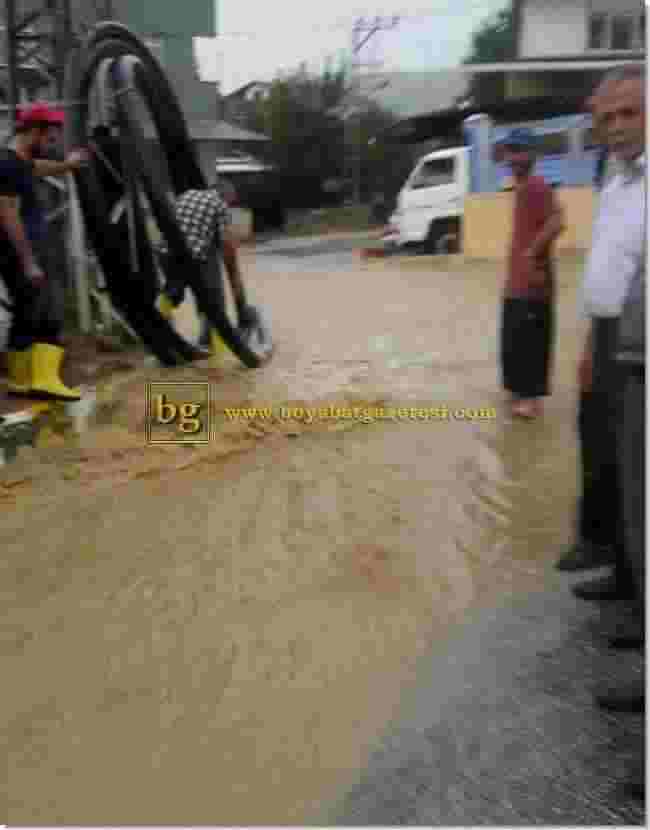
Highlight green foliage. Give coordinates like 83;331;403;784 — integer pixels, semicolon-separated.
464;5;516;64
238;63;414;208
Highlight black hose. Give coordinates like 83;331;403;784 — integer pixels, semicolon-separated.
64;39;204;365
63;23;271;368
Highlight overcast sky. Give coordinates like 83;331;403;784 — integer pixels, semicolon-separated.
195;0;509;94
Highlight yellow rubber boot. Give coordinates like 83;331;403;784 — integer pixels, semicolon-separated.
6;348;32;395
157;294;177;319
209;329;229;358
30;343;81;401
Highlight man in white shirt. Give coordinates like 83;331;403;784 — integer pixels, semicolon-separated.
556;77;623;574
567;66;645;612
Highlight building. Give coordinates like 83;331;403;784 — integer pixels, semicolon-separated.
384;0;645;258
505;0;645;99
0;0;225;178
109;0;221;177
214;82;272;156
219;81;272;124
515;0;645;59
109;0;216;125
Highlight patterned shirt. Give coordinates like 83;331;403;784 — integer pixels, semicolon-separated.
158;189;231;262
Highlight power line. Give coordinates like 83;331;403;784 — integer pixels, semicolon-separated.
216;0;508;39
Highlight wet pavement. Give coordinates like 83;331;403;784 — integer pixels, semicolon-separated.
1;237;644;824
336;581;645;826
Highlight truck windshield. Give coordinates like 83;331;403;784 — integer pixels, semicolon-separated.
410;157;455;189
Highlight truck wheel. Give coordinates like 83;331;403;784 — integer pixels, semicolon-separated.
424;220;461;255
422;223;440;254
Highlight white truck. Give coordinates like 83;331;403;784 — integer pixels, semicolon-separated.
386;110;598;254
387;146;470;254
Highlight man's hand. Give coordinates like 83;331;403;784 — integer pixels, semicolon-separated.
65;148;90;171
578;347;593;393
524;248;547;288
25;262;46;287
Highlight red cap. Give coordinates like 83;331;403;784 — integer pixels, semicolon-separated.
16;103;65;127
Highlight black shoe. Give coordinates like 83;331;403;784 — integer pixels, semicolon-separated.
556;541;616;572
572;573;637;601
622;764;646;801
596;691;645;713
609;627;645;650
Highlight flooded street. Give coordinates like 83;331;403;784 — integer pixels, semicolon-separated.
3;241;614;825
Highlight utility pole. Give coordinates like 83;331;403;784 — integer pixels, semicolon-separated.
4;0;20;131
347;15;398;204
2;0;78;126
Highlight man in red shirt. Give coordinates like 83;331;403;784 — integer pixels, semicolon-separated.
498;128;566;418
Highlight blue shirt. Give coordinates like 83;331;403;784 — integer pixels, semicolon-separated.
0;148;48;251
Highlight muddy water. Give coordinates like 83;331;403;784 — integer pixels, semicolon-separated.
2;251;586;825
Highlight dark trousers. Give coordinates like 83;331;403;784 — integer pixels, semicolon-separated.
619;366;645;603
578;316;635;588
0;246;62;350
500;297;554;399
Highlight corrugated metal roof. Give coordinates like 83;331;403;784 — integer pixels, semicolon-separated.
186;120;270;141
458;57;645;73
356;70;470;119
140;119;269;142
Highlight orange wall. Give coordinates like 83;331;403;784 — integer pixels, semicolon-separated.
463;186;596;259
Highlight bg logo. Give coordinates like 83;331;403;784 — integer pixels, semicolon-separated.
146;382;211;444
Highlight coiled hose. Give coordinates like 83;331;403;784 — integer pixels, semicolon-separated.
63;22;271;368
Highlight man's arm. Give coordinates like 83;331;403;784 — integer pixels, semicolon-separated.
222;231;246;311
578;323;594;392
528;191;567;259
0;194;42;278
33;149;88;179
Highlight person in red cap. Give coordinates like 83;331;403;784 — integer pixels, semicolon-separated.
0;102;89;400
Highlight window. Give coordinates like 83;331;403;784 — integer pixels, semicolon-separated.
639;10;645;49
589;13;607;49
410;157;455;189
587;11;645;50
611;14;635;50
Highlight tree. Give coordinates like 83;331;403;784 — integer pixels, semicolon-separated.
464;5;516;64
462;4;516;106
241;65;349;207
238;62;415;209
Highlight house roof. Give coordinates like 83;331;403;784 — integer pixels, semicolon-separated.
221;81;272;100
382;92;592;144
354;70;471;119
144;119;268;142
187;119;269;141
456;56;645;73
506;52;646;63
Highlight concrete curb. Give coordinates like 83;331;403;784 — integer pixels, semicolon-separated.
0;400;51;428
0;401;51;466
358;251;470;268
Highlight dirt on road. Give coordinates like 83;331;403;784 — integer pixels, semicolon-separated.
2;250;585;825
